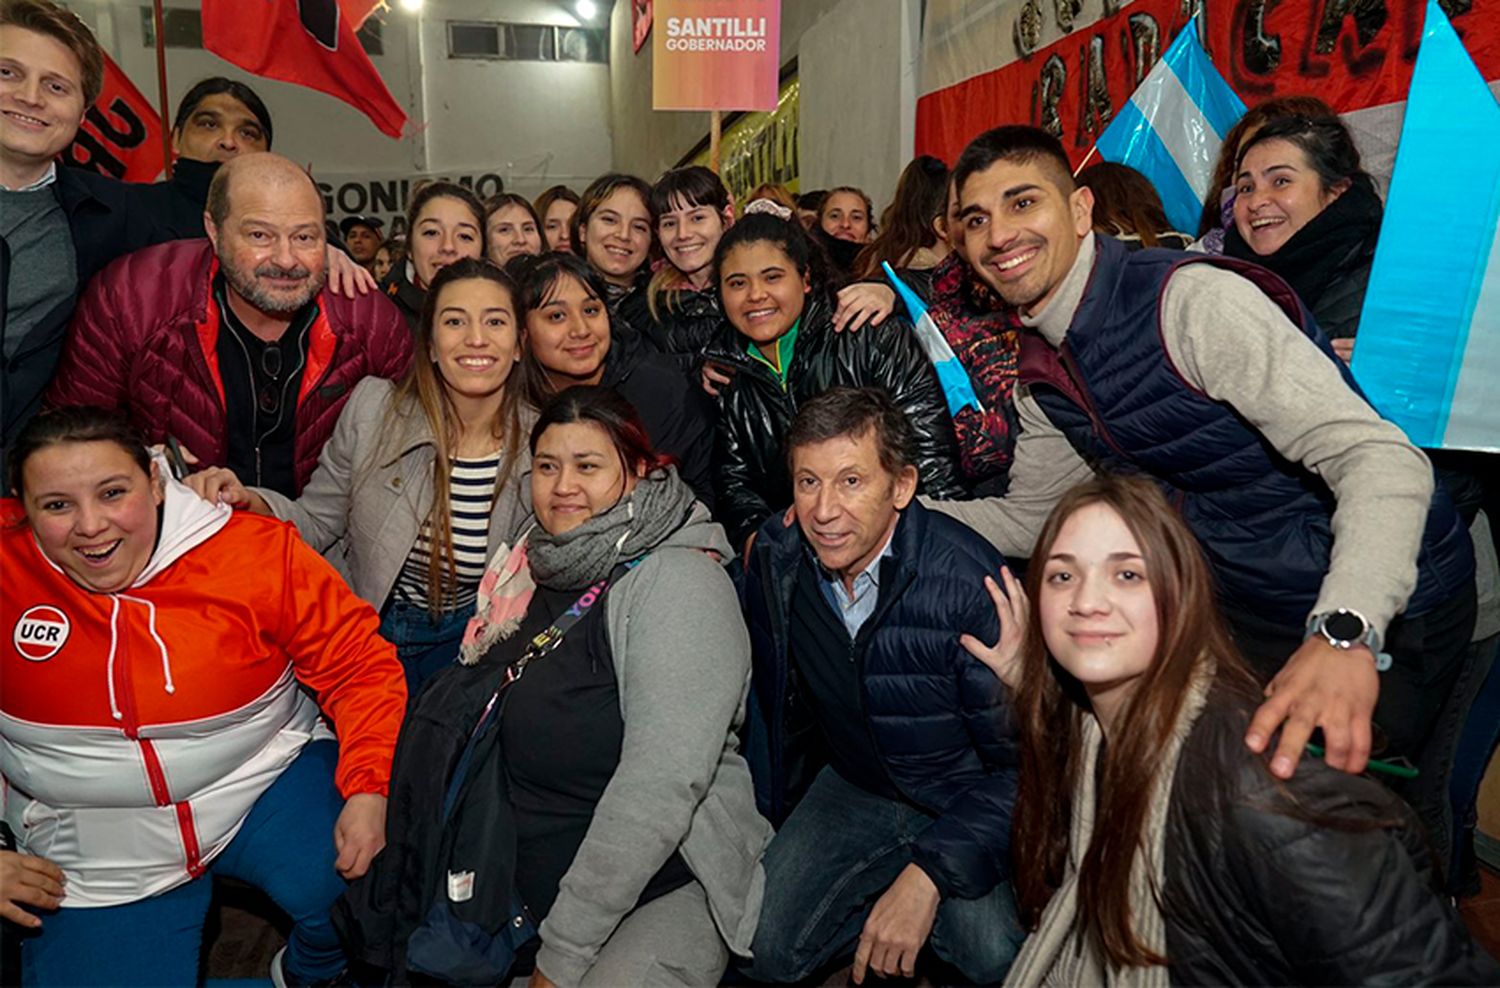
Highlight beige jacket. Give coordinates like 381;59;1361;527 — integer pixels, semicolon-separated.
256;377;534;610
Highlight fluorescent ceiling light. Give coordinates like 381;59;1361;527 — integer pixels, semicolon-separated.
576;0;597;19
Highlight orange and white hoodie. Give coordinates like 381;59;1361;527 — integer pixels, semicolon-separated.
0;471;406;907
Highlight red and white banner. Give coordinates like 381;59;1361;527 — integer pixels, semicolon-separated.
62;51;165;182
916;0;1500;179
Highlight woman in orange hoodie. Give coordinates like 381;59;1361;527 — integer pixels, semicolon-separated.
0;407;406;987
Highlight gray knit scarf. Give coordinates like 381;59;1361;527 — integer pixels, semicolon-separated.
527;466;697;589
1004;669;1215;988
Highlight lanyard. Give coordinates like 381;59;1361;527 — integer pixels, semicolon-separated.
464;558;642;745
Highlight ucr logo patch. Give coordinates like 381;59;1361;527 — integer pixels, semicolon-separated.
14;606;70;662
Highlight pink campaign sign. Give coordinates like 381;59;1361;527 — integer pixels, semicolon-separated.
653;0;782;112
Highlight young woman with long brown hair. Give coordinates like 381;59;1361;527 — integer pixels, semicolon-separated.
513;251;716;509
187;259;533;693
853;155;952;280
570;173;656;339
962;474;1497;985
483;192;544;267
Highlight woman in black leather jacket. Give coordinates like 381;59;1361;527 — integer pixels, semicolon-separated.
704;213;965;552
962;474;1498;986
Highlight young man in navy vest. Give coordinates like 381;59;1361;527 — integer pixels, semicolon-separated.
934;125;1475;851
741;387;1024;985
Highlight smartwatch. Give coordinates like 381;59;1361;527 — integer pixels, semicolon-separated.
1307;609;1391;671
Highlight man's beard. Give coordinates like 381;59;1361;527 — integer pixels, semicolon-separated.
220;255;327;316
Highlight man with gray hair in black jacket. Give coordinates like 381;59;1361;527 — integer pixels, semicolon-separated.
740;387;1024;985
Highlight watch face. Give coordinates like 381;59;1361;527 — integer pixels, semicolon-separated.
1324;612;1366;643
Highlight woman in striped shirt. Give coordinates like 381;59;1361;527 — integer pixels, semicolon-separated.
186;258;535;694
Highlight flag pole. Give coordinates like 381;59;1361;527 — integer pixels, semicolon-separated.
151;0;172;178
1073;143;1100;177
709;110;723;174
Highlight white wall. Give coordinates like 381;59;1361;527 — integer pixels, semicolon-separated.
418;0;612;198
64;0;614;229
798;0;921;212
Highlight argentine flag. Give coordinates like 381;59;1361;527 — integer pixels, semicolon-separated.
1350;0;1499;452
1094;21;1246;235
882;262;983;416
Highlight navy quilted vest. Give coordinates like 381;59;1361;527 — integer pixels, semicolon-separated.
1024;235;1472;626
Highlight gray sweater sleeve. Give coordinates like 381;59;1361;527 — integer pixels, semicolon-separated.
1161;265;1432;636
923;385;1094;558
535;549;751;986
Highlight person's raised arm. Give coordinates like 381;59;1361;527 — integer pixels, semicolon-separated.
1163;265;1435;778
924;387;1093;558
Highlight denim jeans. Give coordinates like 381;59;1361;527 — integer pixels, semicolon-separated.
1449;633;1500;892
744;766;1026;985
21;740;348;986
379;599;474;697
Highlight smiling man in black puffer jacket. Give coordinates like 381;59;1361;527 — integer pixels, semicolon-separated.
738;388;1024;986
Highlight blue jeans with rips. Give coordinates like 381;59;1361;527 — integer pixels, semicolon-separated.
743;765;1026;985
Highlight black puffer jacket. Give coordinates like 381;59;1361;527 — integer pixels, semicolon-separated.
604;271;656;356
599;342;717;511
378;263;425;332
639;285;722;359
704;294;966;548
742;500;1019;900
1162;686;1499;984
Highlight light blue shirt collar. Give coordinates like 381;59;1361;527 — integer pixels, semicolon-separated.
817;526;897;638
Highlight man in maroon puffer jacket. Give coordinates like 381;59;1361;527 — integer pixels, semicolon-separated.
47;153;412;495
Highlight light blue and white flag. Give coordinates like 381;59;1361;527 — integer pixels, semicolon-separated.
882;262;982;416
1094;21;1246;235
1350;0;1499;453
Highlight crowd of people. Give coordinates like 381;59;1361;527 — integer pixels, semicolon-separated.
2;0;1499;984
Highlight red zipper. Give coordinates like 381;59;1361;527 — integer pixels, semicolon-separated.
111;598;203;876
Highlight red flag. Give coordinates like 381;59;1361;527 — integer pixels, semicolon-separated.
340;0;382;30
63;51;165;182
202;0;407;139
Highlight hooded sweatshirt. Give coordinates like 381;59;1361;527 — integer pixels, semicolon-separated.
0;464;405;907
533;502;772;985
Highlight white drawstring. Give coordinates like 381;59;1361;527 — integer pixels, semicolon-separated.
105;597;123;721
118;594;175;696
